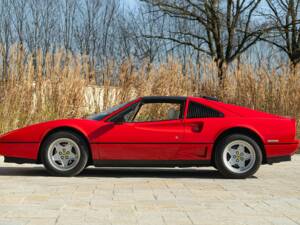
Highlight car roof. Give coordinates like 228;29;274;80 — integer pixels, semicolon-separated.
141;96;187;102
141;96;218;102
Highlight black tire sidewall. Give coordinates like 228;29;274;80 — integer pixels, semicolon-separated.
214;134;262;179
41;131;89;176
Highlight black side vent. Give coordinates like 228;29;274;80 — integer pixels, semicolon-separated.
187;102;223;118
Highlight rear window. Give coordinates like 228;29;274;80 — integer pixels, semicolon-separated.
187;102;223;118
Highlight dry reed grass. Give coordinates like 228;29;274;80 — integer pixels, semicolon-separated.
0;47;299;139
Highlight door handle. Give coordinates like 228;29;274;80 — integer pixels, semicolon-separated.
190;123;203;132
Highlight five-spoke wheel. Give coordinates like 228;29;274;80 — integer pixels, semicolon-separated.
223;140;256;174
48;138;81;171
215;134;262;179
41;131;88;176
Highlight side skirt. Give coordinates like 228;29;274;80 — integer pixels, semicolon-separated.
94;160;211;168
266;155;291;164
4;157;37;164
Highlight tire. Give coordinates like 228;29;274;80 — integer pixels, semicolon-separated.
214;134;262;179
41;131;89;176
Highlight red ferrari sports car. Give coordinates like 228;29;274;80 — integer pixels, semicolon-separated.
0;96;298;178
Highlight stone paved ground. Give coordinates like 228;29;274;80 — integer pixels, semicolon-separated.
0;156;299;225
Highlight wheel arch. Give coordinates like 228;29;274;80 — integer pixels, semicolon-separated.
212;127;267;164
37;126;93;164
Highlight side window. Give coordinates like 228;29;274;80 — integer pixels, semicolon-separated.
187;102;223;118
133;103;182;122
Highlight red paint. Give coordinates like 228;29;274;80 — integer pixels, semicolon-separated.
0;96;298;165
94;120;184;160
0;143;39;159
265;143;299;157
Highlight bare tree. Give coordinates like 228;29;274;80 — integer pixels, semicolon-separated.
60;0;77;52
0;0;12;80
74;0;103;80
40;0;58;56
0;0;292;83
262;0;300;69
11;0;27;47
99;0;119;83
141;0;264;87
11;0;28;78
125;4;165;65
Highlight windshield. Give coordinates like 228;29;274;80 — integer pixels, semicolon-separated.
87;101;132;121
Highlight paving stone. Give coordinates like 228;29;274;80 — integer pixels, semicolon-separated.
0;156;299;225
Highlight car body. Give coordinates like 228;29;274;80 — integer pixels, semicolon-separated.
0;96;298;178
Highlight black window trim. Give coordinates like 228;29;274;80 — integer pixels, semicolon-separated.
109;100;186;123
108;102;140;122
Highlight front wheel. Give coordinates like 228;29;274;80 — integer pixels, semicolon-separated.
214;134;262;179
41;131;89;176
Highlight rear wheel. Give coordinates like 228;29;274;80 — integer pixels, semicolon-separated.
41;131;88;176
214;134;262;179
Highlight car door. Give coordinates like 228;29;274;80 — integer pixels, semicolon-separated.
178;100;224;160
93;100;185;160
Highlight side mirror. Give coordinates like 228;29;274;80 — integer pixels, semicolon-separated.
113;118;125;125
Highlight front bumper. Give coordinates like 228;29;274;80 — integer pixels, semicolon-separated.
0;142;39;159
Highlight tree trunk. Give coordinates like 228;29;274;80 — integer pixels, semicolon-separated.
17;43;24;80
2;50;9;81
216;60;226;89
32;49;37;79
290;61;299;76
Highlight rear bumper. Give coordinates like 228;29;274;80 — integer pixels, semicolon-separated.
265;141;299;156
265;140;299;164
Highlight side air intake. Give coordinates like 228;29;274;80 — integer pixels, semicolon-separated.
187;102;223;118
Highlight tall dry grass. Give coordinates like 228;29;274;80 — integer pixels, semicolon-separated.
0;46;299;138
